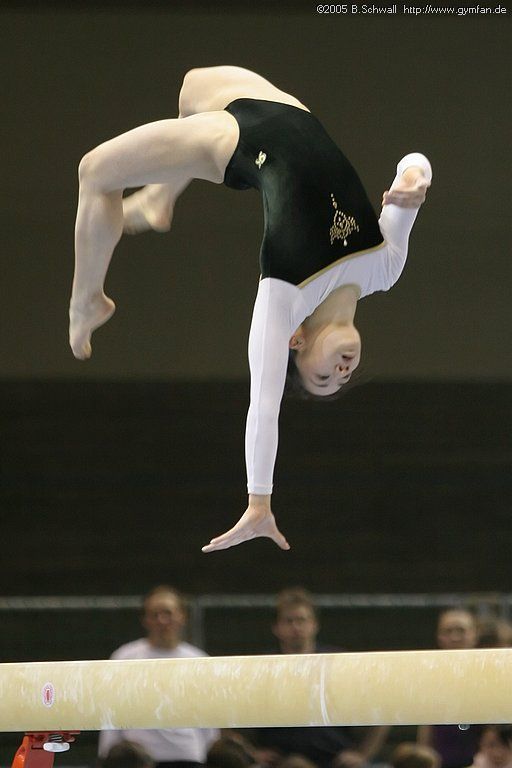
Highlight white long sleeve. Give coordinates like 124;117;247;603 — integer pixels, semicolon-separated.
245;278;308;494
377;152;433;288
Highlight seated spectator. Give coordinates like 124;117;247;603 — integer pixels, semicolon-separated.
98;584;218;768
391;743;440;768
99;740;155;768
252;588;389;768
207;737;256;768
476;618;512;648
471;726;512;768
435;608;478;651
417;608;479;768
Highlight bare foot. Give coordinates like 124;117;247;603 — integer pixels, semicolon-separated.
382;166;430;208
122;189;173;235
202;506;290;553
69;294;116;360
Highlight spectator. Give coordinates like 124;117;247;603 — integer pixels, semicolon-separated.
476;618;512;648
435;609;478;651
99;740;155;768
98;585;218;768
252;588;389;768
207;736;256;768
417;608;479;768
471;726;512;768
391;743;440;768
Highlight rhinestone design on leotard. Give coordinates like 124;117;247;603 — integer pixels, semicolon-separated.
329;193;359;247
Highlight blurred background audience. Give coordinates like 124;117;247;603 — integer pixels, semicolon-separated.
98;740;155;768
98;584;218;768
470;726;512;768
417;608;480;768
239;588;389;768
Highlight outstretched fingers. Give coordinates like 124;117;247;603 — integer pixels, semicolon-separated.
202;509;290;553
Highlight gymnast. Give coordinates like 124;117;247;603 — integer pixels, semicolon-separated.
69;65;432;553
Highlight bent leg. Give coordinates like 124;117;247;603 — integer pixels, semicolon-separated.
70;111;238;359
122;67;260;235
121;65;307;236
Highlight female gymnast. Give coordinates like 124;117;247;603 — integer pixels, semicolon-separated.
69;65;432;553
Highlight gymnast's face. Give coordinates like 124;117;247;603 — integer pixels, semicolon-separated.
291;323;361;396
142;590;187;649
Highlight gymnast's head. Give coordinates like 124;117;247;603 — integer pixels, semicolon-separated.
287;320;361;397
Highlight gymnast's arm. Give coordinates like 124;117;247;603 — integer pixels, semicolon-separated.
202;278;303;553
378;153;432;286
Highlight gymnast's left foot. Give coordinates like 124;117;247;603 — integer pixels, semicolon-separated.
382;166;430;208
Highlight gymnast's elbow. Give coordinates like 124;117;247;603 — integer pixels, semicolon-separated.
247;400;281;431
383;249;408;291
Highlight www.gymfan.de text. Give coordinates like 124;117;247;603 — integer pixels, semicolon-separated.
316;4;508;14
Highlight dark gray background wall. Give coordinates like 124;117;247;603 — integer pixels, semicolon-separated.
1;3;510;380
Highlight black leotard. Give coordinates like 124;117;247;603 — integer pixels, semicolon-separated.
223;98;384;286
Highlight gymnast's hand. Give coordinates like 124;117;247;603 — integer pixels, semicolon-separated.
382;165;430;208
202;496;291;553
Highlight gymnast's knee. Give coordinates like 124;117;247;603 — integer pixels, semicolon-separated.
178;65;245;116
77;149;110;192
178;67;214;117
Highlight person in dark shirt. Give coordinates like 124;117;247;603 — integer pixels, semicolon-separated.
254;588;389;768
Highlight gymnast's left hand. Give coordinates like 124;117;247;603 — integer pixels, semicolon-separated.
202;496;291;553
382;165;430;208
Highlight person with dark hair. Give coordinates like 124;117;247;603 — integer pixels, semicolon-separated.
69;65;431;553
271;588;322;655
471;727;512;768
248;588;389;768
98;584;218;768
99;740;155;768
417;608;479;768
207;736;257;768
434;608;478;651
476;617;512;648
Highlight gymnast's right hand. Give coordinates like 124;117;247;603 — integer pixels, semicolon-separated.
202;496;290;553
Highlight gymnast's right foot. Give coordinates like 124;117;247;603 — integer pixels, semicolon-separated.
69;294;115;360
122;188;173;235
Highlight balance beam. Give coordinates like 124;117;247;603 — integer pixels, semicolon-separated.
1;649;511;730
